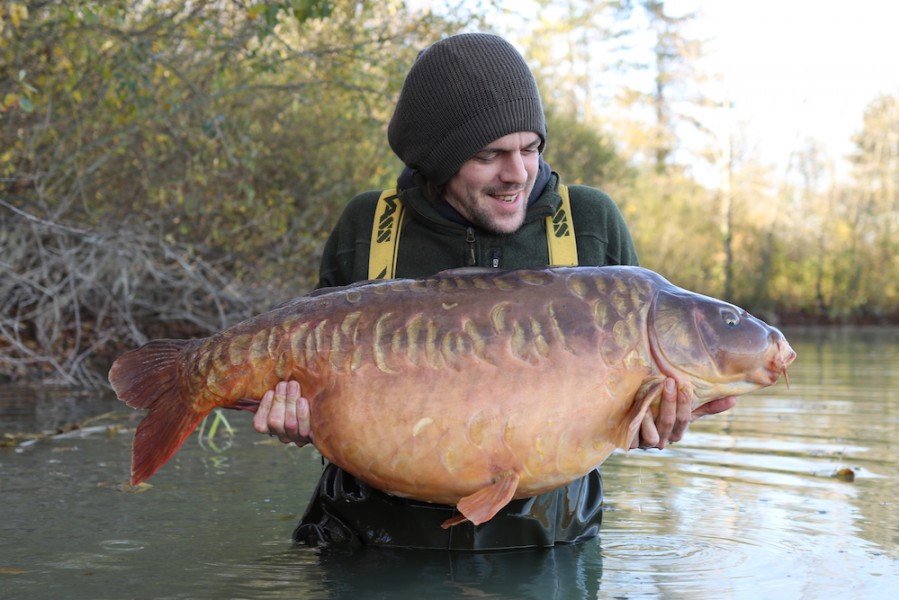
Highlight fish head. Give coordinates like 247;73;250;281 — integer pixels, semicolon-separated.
648;287;797;403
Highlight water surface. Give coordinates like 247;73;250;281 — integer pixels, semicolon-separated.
1;327;897;599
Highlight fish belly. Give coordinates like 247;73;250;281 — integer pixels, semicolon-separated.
309;345;649;505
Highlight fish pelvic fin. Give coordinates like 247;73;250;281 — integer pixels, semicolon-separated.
442;471;521;529
614;377;667;450
108;339;209;485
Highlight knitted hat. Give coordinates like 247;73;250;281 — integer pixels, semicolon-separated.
388;33;546;186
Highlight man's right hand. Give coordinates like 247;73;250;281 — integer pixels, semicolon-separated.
252;380;313;446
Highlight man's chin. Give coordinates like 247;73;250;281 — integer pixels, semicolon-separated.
484;215;526;236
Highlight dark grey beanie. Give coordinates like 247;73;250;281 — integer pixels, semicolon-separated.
388;33;546;186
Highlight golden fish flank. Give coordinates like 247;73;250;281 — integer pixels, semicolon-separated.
373;313;397;373
287;321;311;366
466;410;491;447
402;313;425;366
534;435;547;461
557;430;590;476
412;417;434;437
413;315;487;371
247;329;268;366
592;298;614;330
463;319;490;363
109;265;797;529
546;303;576;355
327;319;345;371
470;275;495;290
204;345;233;398
313;320;329;359
344;289;363;304
226;333;251;366
566;276;591;300
424;318;441;369
490;302;512;334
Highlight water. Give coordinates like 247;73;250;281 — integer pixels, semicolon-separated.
1;327;897;599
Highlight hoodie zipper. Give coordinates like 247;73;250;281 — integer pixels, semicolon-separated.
465;227;477;266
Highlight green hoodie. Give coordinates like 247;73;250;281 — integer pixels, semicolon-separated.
318;172;639;288
296;172;640;549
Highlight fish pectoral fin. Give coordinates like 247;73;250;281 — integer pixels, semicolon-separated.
613;377;667;450
441;471;521;529
229;397;261;413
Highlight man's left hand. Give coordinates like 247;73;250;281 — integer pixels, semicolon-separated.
630;377;737;449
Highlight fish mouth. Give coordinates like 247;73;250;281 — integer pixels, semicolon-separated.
770;337;797;387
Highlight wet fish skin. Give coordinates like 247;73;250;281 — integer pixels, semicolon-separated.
109;266;796;527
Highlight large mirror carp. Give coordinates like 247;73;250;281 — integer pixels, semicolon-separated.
109;266;796;528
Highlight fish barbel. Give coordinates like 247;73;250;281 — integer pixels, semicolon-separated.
109;266;796;527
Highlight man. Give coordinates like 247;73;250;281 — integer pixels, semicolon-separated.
254;33;735;550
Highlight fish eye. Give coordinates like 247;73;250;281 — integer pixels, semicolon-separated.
721;309;741;328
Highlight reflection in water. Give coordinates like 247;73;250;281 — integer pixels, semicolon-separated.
226;543;602;599
1;328;898;599
0;384;122;434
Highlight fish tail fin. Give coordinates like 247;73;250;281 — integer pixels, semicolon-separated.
614;378;666;450
109;339;210;485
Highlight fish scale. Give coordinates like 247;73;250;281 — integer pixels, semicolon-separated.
109;265;796;528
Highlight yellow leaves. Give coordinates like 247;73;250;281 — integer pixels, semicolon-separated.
0;92;32;113
153;63;168;83
247;4;266;22
0;2;29;32
104;86;122;110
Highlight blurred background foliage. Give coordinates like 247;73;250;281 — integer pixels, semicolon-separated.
1;0;897;384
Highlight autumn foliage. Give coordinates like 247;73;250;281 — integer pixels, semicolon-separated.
1;1;897;384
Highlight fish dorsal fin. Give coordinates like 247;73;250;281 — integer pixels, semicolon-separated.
441;471;521;528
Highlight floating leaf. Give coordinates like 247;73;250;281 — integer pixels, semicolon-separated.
833;467;855;482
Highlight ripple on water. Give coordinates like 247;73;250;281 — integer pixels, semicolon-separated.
98;539;146;552
598;531;800;597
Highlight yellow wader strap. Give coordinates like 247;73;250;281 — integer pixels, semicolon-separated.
368;189;405;280
368;183;578;278
547;184;579;266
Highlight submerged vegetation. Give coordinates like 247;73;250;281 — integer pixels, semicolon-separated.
2;1;897;385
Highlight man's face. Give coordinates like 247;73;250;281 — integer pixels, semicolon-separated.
443;132;541;235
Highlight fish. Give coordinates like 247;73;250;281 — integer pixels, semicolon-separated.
108;266;796;528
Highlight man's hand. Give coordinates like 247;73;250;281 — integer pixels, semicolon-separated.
630;378;737;450
252;380;313;446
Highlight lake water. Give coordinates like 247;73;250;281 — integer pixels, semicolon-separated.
1;327;897;599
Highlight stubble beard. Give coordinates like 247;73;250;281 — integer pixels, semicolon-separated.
451;183;533;236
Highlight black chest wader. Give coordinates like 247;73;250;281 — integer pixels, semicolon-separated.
294;186;605;550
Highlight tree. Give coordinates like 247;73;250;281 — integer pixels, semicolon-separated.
846;93;899;315
0;0;475;383
516;0;630;122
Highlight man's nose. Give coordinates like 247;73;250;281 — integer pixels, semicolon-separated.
499;151;528;184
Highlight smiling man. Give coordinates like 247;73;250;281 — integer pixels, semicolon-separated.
444;131;542;234
255;33;735;550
